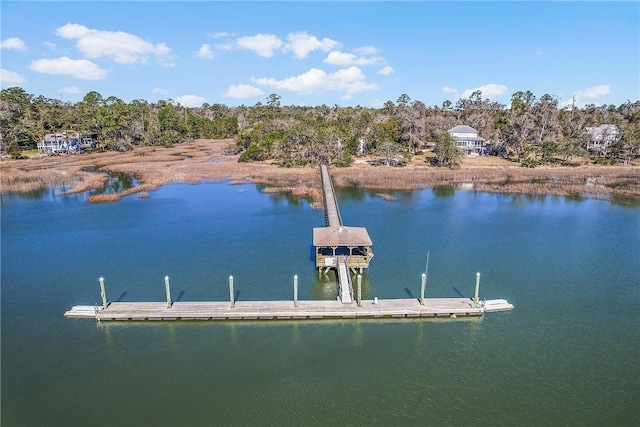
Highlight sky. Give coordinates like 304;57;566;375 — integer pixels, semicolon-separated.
1;1;638;108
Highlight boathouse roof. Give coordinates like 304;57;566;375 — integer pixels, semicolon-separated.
313;226;372;247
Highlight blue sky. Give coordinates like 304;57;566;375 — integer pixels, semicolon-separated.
1;1;638;108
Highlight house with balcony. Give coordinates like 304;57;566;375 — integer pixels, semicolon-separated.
585;124;621;154
448;125;487;156
37;132;96;155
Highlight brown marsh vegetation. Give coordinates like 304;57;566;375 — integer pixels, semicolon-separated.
1;139;638;204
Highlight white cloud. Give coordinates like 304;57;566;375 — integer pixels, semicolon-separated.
460;83;508;99
252;66;378;97
29;57;109;80
1;37;26;50
377;66;394;76
561;84;611;108
59;86;81;94
0;69;27;86
284;32;340;59
441;86;458;94
55;23;175;66
324;50;384;66
356;46;379;55
152;88;168;95
211;32;233;39
236;34;283;57
196;44;214;59
174;94;208;108
574;84;610;99
223;84;264;99
214;42;235;52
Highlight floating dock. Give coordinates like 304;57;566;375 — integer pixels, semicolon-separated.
65;298;513;321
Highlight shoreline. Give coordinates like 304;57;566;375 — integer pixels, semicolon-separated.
1;139;639;204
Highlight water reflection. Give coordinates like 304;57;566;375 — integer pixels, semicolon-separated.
336;186;415;203
255;184;314;207
89;171;139;195
432;185;457;197
0;186;80;202
610;194;640;207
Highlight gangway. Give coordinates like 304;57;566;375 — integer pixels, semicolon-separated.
336;257;353;304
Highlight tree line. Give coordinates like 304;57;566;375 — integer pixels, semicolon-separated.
1;87;639;167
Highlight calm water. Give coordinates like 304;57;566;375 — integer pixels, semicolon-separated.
2;182;639;426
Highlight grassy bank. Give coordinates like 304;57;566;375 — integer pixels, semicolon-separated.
1;139;638;204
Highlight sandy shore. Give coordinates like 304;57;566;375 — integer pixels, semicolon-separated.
1;139;638;203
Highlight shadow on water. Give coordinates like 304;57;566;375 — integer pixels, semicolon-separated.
115;291;128;302
452;286;466;298
176;291;185;302
404;287;414;298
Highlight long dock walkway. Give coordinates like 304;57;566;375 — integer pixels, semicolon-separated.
321;164;342;227
65;298;513;321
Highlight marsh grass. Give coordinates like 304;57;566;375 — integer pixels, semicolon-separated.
2;139;638;204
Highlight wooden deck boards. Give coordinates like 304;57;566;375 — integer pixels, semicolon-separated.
64;298;513;321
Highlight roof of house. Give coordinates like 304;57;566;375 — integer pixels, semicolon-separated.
448;125;479;134
313;226;372;247
586;124;620;135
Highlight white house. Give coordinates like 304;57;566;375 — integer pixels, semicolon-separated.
448;125;487;156
585;124;621;153
37;133;69;154
37;132;96;155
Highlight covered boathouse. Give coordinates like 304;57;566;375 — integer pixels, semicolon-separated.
313;225;373;273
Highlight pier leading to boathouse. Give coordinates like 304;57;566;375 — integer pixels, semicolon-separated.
313;165;373;303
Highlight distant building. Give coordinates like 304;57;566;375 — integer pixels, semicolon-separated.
585;124;621;153
38;133;68;154
37;132;95;155
448;125;487;156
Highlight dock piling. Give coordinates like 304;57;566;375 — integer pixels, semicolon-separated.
294;275;298;307
357;274;362;307
229;275;235;308
420;273;426;305
474;272;480;304
99;277;108;309
164;276;172;308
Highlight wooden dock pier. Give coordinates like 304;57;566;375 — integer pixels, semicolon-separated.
65;297;513;321
314;165;373;303
64;165;514;322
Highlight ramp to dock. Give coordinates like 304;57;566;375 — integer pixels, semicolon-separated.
336;257;352;304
